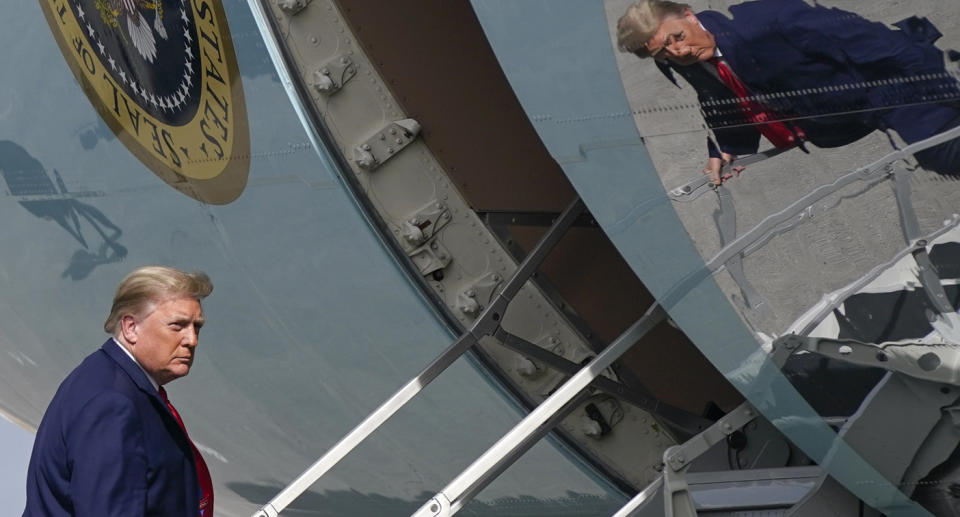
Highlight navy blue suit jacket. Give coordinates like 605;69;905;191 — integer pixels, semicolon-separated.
24;339;200;517
659;0;960;158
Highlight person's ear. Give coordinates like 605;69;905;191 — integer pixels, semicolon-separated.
120;314;139;345
683;8;697;21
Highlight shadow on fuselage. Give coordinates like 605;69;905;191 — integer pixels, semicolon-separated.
226;482;622;516
0;140;127;280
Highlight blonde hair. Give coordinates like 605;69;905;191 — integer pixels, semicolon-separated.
617;0;690;56
104;266;213;334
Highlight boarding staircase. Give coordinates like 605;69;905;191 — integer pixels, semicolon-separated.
249;125;960;516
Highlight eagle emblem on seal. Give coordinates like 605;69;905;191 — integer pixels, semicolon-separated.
95;0;169;63
40;0;251;204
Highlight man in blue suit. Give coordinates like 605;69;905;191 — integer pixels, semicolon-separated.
617;0;960;184
24;266;214;516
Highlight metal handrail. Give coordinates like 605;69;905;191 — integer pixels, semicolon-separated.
412;303;667;516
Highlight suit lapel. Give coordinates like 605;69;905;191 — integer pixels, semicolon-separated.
101;339;198;456
101;339;163;404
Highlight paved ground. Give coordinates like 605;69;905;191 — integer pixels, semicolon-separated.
604;0;960;336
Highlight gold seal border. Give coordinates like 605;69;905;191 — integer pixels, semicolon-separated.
39;0;250;204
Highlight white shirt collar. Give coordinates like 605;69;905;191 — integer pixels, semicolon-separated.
111;337;160;392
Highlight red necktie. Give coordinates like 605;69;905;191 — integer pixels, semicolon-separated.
709;57;805;148
159;387;214;517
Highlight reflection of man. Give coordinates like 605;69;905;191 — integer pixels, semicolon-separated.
618;0;960;184
24;267;214;516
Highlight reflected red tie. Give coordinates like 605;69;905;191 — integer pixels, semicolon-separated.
709;57;805;148
159;387;214;517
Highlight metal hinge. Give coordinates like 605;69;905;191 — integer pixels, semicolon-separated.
580;397;624;439
456;272;503;318
310;56;356;96
408;239;452;277
353;119;421;171
276;0;310;15
515;335;564;379
400;201;452;249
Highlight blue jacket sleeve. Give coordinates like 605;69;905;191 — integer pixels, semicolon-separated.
787;5;938;76
768;1;957;142
67;392;148;517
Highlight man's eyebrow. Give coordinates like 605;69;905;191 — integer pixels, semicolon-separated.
168;315;205;325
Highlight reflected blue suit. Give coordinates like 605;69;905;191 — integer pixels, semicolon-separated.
659;0;960;172
23;339;200;517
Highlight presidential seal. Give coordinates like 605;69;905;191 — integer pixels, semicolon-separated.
40;0;250;204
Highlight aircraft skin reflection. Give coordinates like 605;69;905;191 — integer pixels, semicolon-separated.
835;243;960;342
0;140;127;280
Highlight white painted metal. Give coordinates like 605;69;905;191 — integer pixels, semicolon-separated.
776;334;960;386
353;119;421;170
310;55;357;95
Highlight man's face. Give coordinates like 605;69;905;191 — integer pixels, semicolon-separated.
127;296;204;385
645;9;716;65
